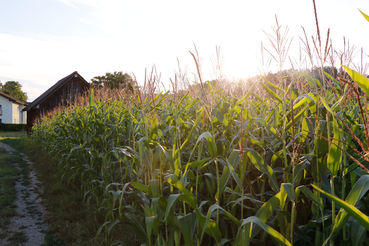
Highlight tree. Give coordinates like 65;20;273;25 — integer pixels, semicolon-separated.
91;71;137;93
0;81;28;101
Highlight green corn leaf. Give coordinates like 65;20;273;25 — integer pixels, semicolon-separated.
149;179;160;198
296;185;321;205
196;131;213;145
165;194;181;220
172;180;196;209
292;93;316;111
200;204;239;243
343;65;369;96
301;118;309;143
89;88;95;106
196;131;217;157
359;9;369;22
124;212;147;240
242;183;291;241
332;84;349;110
299;73;321;88
173;148;181;177
183;158;211;177
235;89;253;105
327;118;342;176
280;183;293;210
154;91;169;106
236;216;291;246
320;96;333;114
261;82;282;102
209;204;240;226
247;150;279;191
131;181;149;193
312;184;369;231
151;91;164;104
285;105;309;130
96;221;110;238
178;213;196;246
226;159;242;188
261;76;284;92
322;175;369;245
351;220;366;246
256;194;281;222
145;215;157;245
179;111;202;152
217;164;230;198
107;219;120;236
324;71;340;84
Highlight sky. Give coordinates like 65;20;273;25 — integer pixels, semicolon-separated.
0;0;369;101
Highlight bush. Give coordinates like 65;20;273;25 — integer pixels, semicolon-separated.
0;123;26;132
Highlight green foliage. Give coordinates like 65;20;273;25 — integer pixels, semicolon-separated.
312;184;369;231
0;81;27;101
91;71;137;92
29;73;368;245
0;149;21;231
0;124;26;132
30;10;369;246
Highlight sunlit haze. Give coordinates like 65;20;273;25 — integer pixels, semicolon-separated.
1;0;369;101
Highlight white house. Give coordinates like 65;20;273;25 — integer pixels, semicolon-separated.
0;91;27;124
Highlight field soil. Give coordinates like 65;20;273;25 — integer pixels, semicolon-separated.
0;141;48;245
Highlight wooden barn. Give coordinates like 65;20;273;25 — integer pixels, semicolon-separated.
24;71;90;132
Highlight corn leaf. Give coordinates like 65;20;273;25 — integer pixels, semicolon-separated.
178;212;196;246
359;9;369;22
236;216;291;246
261;82;282;102
261;76;284;92
131;182;149;193
343;65;369;96
165;194;181;220
327;118;342;176
320;96;333;114
322;175;369;245
247;150;279;191
312;184;369;231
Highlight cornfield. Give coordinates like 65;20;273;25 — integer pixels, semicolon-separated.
31;10;369;246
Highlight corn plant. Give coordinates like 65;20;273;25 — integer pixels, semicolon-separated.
30;9;369;246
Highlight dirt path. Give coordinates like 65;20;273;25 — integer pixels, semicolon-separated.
0;142;48;246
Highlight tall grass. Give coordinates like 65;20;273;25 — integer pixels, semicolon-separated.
30;8;369;246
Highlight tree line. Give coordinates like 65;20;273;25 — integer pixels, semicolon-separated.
0;71;137;102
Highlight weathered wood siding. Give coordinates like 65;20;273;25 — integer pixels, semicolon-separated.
26;76;89;132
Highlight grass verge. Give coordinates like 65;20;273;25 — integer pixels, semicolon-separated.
2;133;136;245
0;149;19;232
25;142;104;246
0;131;26;139
0;142;30;245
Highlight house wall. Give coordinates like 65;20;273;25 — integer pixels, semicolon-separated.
0;95;27;124
12;104;27;124
12;103;19;123
0;95;13;123
19;105;26;124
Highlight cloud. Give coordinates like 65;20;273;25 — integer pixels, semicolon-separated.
0;33;97;100
79;17;93;25
3;0;369;101
57;0;78;8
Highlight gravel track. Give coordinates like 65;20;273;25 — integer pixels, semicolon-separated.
0;142;48;246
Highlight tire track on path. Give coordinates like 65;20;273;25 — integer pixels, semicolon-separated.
0;141;48;246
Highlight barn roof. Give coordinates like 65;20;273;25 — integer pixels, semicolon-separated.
24;71;89;111
0;90;28;106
